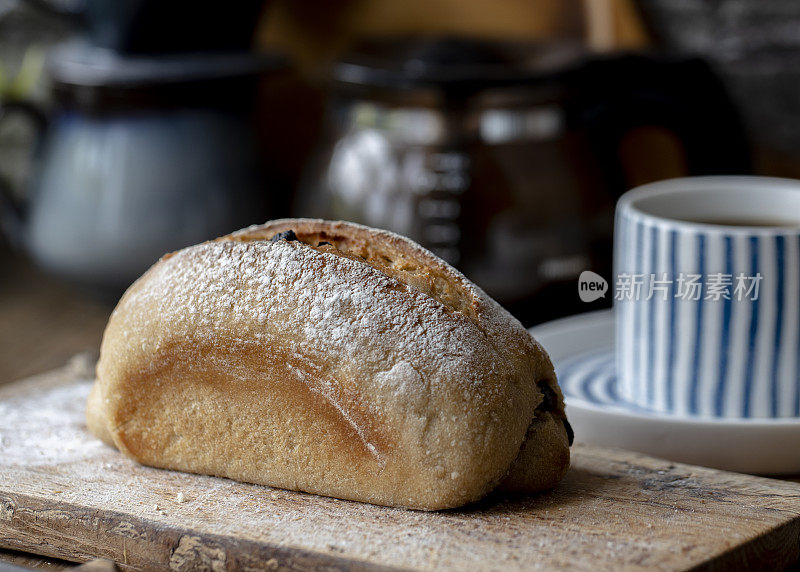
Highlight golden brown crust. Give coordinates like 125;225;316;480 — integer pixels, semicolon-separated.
226;219;479;319
87;219;569;509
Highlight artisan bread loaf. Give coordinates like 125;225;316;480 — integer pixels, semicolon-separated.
87;219;570;510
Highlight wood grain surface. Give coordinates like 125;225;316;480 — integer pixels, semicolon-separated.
1;361;800;571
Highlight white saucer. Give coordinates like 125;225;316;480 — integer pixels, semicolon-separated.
530;309;800;475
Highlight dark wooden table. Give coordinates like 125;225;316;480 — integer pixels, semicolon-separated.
0;252;111;385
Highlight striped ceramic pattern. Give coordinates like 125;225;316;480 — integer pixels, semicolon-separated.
614;209;800;418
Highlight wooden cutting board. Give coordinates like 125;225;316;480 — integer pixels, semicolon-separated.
2;359;800;571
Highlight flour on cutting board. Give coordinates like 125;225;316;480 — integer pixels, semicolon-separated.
0;379;107;466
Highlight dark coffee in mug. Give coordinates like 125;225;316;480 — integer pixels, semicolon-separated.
681;217;800;227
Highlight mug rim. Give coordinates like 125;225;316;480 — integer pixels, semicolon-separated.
617;176;800;234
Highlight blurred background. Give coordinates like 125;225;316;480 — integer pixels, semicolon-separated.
0;0;795;384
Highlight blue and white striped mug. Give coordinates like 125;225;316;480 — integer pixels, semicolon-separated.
614;177;800;418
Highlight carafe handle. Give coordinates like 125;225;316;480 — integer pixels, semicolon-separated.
569;52;752;198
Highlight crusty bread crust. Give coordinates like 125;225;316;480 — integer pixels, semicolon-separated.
88;219;569;510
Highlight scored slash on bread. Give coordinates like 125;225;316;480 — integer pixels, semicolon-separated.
87;219;571;510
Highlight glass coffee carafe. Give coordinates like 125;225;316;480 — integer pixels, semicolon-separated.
297;37;751;325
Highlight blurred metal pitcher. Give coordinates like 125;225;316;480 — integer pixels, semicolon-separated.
0;43;284;295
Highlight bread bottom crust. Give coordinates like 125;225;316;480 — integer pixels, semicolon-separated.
87;372;570;510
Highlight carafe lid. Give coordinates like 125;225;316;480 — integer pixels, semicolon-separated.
333;36;587;94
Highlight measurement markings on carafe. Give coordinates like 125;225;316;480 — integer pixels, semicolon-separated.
407;150;469;265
